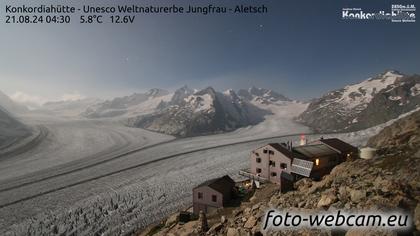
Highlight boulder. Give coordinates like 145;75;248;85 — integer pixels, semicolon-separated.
338;186;349;200
346;229;396;236
227;227;239;236
317;192;338;208
207;223;223;234
415;203;420;231
350;189;366;203
165;213;178;227
244;216;257;229
251;203;261;211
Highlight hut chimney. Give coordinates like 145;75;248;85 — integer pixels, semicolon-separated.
300;134;306;146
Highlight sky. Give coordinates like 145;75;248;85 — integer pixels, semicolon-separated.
0;0;419;104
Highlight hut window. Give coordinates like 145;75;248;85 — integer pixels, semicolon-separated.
269;160;275;167
269;150;274;155
315;158;320;166
255;152;259;157
271;172;277;177
280;163;287;169
256;157;261;163
198;192;203;199
256;168;262;173
212;195;217;202
263;149;268;154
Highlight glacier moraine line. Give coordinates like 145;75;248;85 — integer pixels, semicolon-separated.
0;132;313;209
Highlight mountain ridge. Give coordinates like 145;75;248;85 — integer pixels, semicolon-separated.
297;70;420;133
127;86;271;137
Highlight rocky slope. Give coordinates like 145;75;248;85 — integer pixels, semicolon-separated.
145;109;420;235
297;71;420;133
367;109;420;150
128;87;269;137
156;86;195;109
0;105;31;148
0;90;28;114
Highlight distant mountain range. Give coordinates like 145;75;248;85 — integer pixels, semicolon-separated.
3;69;419;138
238;86;291;104
297;70;420;133
82;88;171;118
40;98;103;117
80;86;293;137
80;70;420;136
127;87;273;137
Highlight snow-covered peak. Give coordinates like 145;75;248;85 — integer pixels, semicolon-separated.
184;93;214;113
248;86;261;94
195;87;217;98
382;70;403;78
223;89;239;99
338;71;403;109
223;89;235;95
298;70;419;134
145;88;169;98
238;87;290;104
176;85;194;95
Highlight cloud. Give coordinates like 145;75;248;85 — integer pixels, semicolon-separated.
60;92;85;101
10;91;46;108
10;91;86;109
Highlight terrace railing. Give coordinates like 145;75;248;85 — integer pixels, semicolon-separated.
238;169;269;183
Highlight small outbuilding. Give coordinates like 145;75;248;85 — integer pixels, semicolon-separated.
192;175;235;215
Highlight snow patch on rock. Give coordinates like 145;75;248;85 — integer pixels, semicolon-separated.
338;71;402;109
411;83;420;96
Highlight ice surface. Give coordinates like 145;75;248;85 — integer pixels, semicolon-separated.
0;115;174;180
